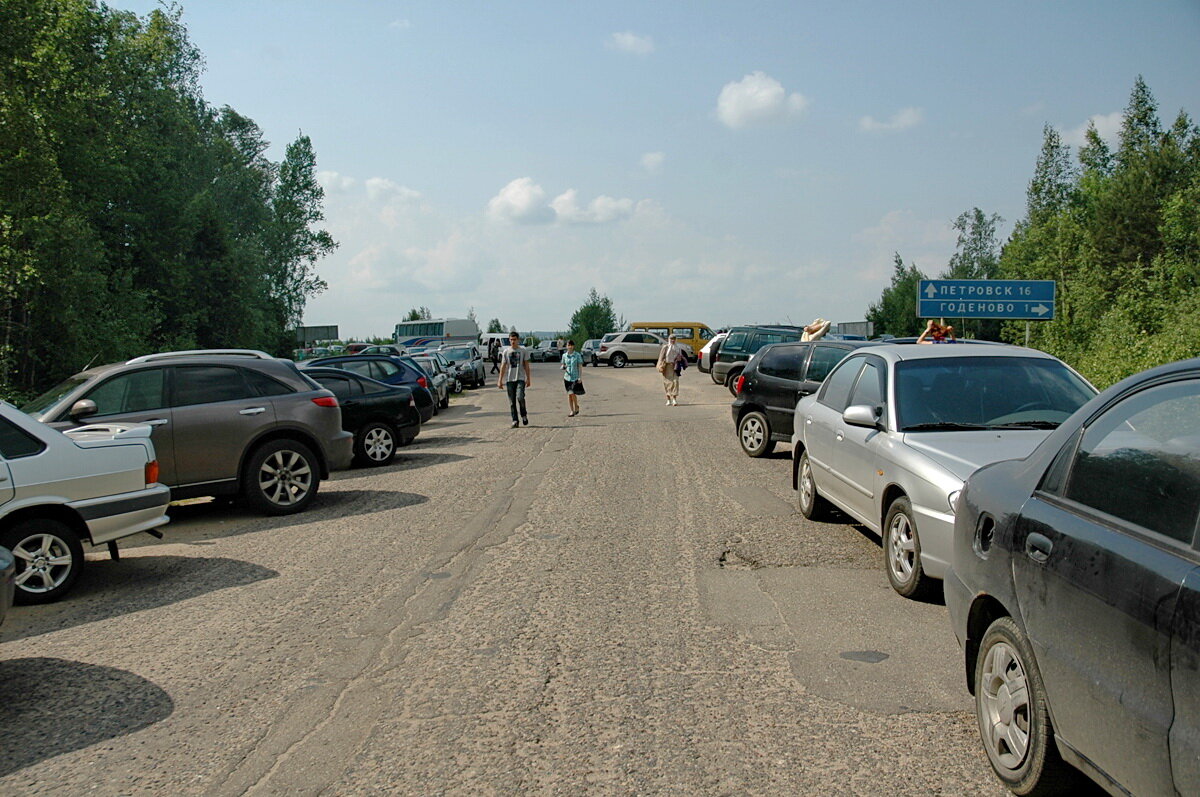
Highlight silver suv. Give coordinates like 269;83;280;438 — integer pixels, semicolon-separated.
597;331;693;368
24;351;353;515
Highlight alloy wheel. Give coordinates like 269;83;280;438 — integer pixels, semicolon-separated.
363;426;395;463
887;511;916;584
978;640;1031;770
11;533;74;594
258;449;314;506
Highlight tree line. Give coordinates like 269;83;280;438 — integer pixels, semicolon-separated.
867;77;1199;387
1;1;334;400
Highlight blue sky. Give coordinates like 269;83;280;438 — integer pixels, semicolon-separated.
119;1;1200;337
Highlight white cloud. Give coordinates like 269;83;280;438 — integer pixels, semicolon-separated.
365;177;420;203
606;31;654;55
317;170;356;193
388;18;411;30
640;151;665;174
852;210;956;282
1061;111;1122;146
550;190;636;224
486;177;555;224
859;107;923;132
716;71;808;129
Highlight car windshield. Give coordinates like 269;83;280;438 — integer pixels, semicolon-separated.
895;356;1095;432
441;347;470;360
22;375;89;418
414;359;436;375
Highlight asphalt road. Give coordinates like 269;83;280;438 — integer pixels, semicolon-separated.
0;362;1005;795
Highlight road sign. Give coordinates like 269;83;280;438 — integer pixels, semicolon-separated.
917;280;1056;320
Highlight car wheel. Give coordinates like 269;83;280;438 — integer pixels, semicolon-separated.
796;450;832;520
611;352;627;368
2;518;85;605
452;379;463;394
355;422;396;466
726;369;743;396
883;496;932;598
737;411;776;457
975;617;1081;795
439;390;450;409
242;439;320;515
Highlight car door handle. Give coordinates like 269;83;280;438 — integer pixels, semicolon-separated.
805;416;813;425
239;407;267;416
146;418;169;427
342;400;358;407
1025;533;1053;563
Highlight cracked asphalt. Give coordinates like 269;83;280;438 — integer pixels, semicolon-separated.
0;362;1005;795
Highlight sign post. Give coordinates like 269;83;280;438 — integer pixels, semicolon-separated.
917;279;1056;321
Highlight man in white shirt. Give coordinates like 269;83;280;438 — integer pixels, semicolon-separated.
497;331;533;427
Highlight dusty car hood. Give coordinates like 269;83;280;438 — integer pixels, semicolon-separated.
901;430;1050;482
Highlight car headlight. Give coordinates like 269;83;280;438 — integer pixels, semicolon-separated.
947;490;962;513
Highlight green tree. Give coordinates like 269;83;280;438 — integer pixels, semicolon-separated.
487;318;504;333
567;288;617;343
404;306;432;321
865;254;926;337
1026;125;1074;224
941;208;1004;339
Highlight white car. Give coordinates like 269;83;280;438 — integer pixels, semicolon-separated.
0;402;170;604
597;331;694;368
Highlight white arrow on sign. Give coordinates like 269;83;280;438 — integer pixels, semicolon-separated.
924;284;937;298
1032;304;1050;316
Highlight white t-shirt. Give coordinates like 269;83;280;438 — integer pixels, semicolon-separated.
501;346;529;382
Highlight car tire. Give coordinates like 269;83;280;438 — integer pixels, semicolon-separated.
726;369;743;397
355;422;397;466
796;450;832;520
883;496;933;599
975;617;1082;795
439;391;450;409
242;439;321;515
2;518;85;605
737;411;776;457
611;352;627;368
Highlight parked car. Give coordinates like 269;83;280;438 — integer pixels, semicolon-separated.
302;354;436;422
438;344;487;388
698;332;726;375
357;345;407;357
0;401;171;604
530;340;563;362
712;325;806;392
581;339;602;367
732;340;879;457
945;357;1200;796
629;322;715;361
0;546;12;626
345;342;371;354
791;344;1096;598
25;350;353;517
597;331;693;368
412;357;451;409
301;368;421;465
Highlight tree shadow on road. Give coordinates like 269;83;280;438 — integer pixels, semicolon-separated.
0;657;173;777
1;555;279;643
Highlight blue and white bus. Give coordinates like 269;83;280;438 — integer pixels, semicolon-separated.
393;317;480;349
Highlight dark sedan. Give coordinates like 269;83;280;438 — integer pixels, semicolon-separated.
302;355;436;423
945;356;1200;796
301;368;421;466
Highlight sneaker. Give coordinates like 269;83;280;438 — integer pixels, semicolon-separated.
665;399;671;405
522;416;529;426
671;398;678;405
511;420;519;428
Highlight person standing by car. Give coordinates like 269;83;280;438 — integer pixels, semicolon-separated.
656;334;685;406
498;331;532;427
488;338;501;373
560;340;584;417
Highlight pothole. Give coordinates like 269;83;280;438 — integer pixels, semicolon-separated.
717;548;760;569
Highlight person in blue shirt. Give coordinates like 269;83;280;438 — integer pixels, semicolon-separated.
560;339;584;417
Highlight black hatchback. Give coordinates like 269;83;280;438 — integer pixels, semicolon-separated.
946;357;1200;795
730;340;879;456
301;368;421;466
302;355;436;423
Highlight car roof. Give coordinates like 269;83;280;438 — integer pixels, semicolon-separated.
854;343;1061;363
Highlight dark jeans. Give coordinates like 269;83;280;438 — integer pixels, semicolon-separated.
505;379;527;421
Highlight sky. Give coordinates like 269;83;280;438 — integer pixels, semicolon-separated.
117;0;1200;338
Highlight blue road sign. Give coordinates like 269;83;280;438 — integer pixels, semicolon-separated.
917;279;1056;320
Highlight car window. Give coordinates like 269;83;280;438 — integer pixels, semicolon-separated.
358;378;389;395
1062;379;1200;543
173;366;254;406
314;375;355;399
758;346;806;379
646;328;670;338
807;345;849;383
849;359;884;408
724;332;748;352
672;327;693;339
243;368;294;397
819;358;865;412
372;360;402;379
338;360;375;378
0;416;46;459
85;368;167;415
699;327;715;341
21;375;89;417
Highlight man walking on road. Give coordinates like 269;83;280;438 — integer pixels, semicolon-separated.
498;331;532;427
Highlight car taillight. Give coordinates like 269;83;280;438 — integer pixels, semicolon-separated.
418;376;428;389
600;345;607;352
145;460;159;485
312;395;339;407
735;375;746;394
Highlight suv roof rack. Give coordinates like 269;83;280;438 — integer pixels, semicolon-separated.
126;349;274;364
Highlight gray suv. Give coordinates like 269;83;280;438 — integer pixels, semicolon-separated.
23;350;354;515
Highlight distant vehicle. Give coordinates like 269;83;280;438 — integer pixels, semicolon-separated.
412;357;452;409
302;367;421;465
597;331;692;368
25;350;353;517
698;332;727;375
531;340;563;362
946;356;1200;796
357;345;406;357
438;344;486;388
345;342;371;354
393;317;480;349
731;340;879;457
792;344;1096;599
301;355;437;422
629;322;715;361
712;325;807;392
0;401;170;604
581;339;601;366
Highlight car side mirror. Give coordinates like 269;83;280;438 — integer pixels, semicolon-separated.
843;404;881;429
69;398;98;420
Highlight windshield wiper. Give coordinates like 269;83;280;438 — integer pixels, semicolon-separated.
990;420;1061;429
903;422;992;431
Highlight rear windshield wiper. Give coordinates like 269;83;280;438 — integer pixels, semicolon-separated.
902;422;992;431
990;420;1061;429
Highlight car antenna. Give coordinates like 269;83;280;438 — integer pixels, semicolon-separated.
82;352;101;370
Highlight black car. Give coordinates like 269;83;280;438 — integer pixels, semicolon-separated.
945;357;1200;796
301;368;421;466
730;340;880;457
711;325;806;392
302;355;436;423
